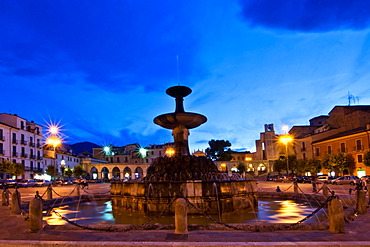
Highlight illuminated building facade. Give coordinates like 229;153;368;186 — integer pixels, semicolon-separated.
0;113;43;179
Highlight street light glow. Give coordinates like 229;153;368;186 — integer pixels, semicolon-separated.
165;148;175;156
49;125;59;135
139;147;147;158
46;137;61;148
279;135;293;145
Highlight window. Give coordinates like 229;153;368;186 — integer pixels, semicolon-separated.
0;143;3;154
358;155;363;163
356;140;362;151
340;142;346;153
301;142;306;151
117;157;120;163
21;121;24;129
30;161;34;170
12;133;17;143
315;147;320;157
327;145;332;154
303;153;306;159
0;129;3;140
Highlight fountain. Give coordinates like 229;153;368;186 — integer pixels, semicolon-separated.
110;85;258;215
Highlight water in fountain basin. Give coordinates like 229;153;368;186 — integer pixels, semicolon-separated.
44;198;328;226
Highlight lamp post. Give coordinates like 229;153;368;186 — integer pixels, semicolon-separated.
279;135;293;176
46;136;61;181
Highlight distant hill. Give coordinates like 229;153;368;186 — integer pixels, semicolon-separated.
70;142;100;155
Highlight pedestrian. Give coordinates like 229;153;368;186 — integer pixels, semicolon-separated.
276;186;281;192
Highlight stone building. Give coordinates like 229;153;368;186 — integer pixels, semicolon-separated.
291;106;370;176
0;113;43;179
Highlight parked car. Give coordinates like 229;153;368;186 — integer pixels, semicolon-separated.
4;179;17;188
331;176;359;185
17;179;36;188
61;179;73;185
294;176;312;183
88;179;102;183
34;179;51;187
273;176;289;182
0;179;17;188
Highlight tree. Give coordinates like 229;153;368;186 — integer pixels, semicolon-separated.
0;160;24;177
64;168;73;178
236;162;246;175
46;165;56;179
205;139;232;161
73;165;85;178
321;153;349;176
273;159;286;174
364;151;370;168
306;158;321;176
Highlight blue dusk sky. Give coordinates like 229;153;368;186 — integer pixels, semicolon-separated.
1;0;370;152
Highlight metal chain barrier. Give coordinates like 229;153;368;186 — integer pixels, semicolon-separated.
282;182;294;192
287;194;334;229
51;186;76;198
184;197;244;231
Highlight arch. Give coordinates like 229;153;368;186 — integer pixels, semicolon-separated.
112;167;120;179
258;163;267;174
247;163;255;174
101;167;109;181
134;166;144;178
123;167;132;180
90;167;98;180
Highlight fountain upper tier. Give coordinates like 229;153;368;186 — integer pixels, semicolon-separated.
154;85;207;129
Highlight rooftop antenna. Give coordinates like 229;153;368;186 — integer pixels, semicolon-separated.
176;55;180;86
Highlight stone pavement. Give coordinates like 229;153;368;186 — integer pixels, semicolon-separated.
1;183;370;246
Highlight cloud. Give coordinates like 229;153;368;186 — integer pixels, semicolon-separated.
0;1;204;93
239;0;370;32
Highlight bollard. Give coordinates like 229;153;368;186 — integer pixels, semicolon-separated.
328;196;344;233
29;193;43;233
357;190;367;214
323;183;329;197
2;188;10;206
76;184;80;196
11;189;21;215
174;198;188;234
46;185;52;200
293;181;298;194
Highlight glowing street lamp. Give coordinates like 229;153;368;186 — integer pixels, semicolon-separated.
46;136;61;180
165;148;175;156
279;135;293;176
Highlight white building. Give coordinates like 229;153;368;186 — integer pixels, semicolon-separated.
0;113;43;179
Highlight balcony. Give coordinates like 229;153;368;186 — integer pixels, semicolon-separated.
301;147;306;152
0;150;4;155
354;145;364;151
12;152;18;157
37;143;42;148
37;156;43;160
29;154;36;159
0;136;4;141
20;140;27;145
12;139;18;144
21;153;28;158
29;142;35;147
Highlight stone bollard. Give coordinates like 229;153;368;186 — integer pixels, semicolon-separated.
11;189;21;215
357;190;367;214
323;183;329;197
29;193;43;233
46;185;52;200
174;198;188;234
76;184;80;196
293;181;298;194
328;196;344;233
2;188;10;206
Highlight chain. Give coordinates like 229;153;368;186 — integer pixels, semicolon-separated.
51;186;76;198
288;195;334;228
184;197;242;231
282;183;294;192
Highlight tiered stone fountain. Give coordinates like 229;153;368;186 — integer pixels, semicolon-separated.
110;85;258;214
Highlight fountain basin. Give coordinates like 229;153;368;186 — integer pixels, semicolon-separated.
110;179;258;215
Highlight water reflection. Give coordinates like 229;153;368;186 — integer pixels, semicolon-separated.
44;199;327;226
